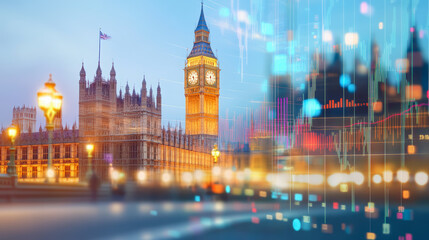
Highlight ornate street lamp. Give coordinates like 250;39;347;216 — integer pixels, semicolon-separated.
211;144;220;164
7;124;19;186
86;144;94;178
37;74;62;182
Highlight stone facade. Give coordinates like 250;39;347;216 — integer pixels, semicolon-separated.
0;126;79;183
12;105;36;133
0;5;222;182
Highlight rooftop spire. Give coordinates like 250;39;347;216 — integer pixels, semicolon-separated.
110;62;116;76
96;61;102;77
195;2;209;32
80;62;86;78
188;3;216;59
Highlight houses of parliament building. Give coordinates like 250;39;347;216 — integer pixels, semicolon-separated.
0;5;222;182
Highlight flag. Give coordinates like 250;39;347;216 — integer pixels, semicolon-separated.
100;31;111;40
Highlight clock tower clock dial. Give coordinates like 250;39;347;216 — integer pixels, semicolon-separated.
205;70;216;85
184;4;219;144
188;70;198;85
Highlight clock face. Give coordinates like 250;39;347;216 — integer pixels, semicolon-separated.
205;70;216;85
188;70;198;85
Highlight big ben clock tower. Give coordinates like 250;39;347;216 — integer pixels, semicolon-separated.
185;3;219;146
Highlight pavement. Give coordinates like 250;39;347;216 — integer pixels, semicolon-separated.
0;197;427;240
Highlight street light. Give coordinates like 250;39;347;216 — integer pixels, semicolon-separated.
86;144;94;178
7;124;19;186
210;144;220;188
37;74;62;182
211;144;220;164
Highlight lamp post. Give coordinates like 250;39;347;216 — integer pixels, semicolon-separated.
37;74;62;182
86;144;94;178
7;124;19;187
210;144;220;186
211;144;220;164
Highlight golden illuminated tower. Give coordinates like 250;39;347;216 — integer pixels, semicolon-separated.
185;4;219;144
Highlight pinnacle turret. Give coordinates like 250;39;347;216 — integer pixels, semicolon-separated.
80;62;86;79
110;62;116;77
96;61;102;78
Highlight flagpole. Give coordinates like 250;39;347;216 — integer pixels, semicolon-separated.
98;28;101;64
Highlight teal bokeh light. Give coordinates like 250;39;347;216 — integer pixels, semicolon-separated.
292;218;301;231
303;99;321;117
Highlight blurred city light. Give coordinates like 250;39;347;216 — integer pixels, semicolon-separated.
293;174;323;185
397;170;410;183
111;170;120;181
322;30;333;42
372;174;382;184
303;99;322;117
350;171;365;185
344;32;359;46
383;170;393;183
415;172;428;186
181;172;193;185
137;170;146;182
212;166;221;176
162;172;172;184
194;170;204;183
339;74;351;88
46;168;55;179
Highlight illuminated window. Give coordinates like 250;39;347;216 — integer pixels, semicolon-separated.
65;145;71;158
43;146;48;159
129;143;138;159
6;148;10;160
22;167;27;179
22;147;28;160
65;166;70;178
102;144;109;158
54;145;60;159
32;146;38;160
32;166;37;178
119;144;123;159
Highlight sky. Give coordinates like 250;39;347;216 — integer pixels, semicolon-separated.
0;0;428;131
0;0;267;129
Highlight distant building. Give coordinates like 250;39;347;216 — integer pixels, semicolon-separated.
78;4;220;181
184;3;220;148
12;105;36;133
0;5;226;182
0;126;79;183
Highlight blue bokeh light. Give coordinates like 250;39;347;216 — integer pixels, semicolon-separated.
348;83;356;93
261;22;274;36
303;99;322;117
266;41;275;52
294;193;303;201
340;74;351;88
272;54;287;75
293;218;301;231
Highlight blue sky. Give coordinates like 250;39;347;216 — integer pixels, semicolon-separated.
0;0;267;129
0;0;428;130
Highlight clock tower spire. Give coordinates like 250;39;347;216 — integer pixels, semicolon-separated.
184;3;219;146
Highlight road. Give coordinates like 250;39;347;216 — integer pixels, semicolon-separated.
0;197;427;240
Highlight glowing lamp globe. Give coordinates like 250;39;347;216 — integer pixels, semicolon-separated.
37;74;63;123
7;124;18;139
86;144;94;153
